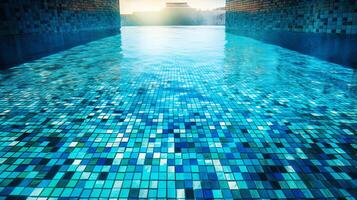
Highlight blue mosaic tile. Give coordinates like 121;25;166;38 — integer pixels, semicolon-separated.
0;26;356;199
0;0;121;35
226;0;357;34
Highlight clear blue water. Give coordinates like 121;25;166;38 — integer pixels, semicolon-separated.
0;26;356;199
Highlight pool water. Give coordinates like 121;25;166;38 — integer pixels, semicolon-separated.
0;26;356;199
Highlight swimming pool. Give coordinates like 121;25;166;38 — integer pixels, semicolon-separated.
0;26;356;199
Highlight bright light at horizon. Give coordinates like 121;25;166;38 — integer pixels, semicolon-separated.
120;0;225;14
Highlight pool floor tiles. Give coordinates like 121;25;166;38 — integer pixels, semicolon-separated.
0;26;356;199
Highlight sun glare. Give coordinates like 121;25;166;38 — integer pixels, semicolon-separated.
120;0;225;14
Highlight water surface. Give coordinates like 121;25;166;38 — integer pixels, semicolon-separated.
0;26;356;199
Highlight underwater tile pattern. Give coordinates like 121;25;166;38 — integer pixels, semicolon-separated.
0;26;356;199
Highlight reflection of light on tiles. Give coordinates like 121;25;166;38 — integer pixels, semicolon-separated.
0;26;356;199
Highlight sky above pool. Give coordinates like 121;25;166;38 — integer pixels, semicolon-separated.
120;0;225;14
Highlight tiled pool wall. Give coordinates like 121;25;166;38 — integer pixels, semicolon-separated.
225;0;357;68
0;0;121;69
